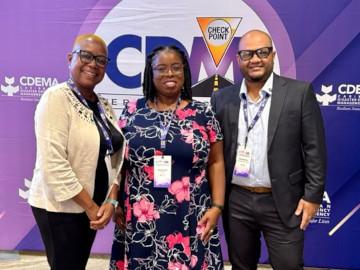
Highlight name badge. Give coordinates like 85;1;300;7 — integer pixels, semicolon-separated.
233;146;251;177
154;155;172;188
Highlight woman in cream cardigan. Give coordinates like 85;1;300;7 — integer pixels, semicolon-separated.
28;34;125;270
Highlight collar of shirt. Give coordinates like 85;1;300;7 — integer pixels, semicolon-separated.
239;73;274;102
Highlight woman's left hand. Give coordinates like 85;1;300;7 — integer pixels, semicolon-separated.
90;203;115;230
197;207;222;243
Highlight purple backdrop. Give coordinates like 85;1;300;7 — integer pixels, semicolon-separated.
1;1;359;269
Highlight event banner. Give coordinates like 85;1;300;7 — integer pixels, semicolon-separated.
1;0;359;269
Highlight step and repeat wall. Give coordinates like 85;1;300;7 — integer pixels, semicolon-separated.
1;0;359;269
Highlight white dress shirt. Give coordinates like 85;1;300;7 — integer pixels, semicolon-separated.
232;73;273;188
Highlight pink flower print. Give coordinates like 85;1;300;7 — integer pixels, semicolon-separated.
208;126;217;143
193;154;199;163
118;118;127;128
133;197;160;223
168;177;190;203
195;170;205;185
116;260;126;270
176;108;196;120
126;99;137;114
144;165;154;181
180;128;193;144
193;121;208;141
166;232;191;256
201;261;208;270
168;261;189;270
190;255;198;268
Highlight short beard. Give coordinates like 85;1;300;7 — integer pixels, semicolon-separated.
247;70;271;83
248;76;263;83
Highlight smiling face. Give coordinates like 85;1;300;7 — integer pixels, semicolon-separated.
151;49;185;100
67;36;107;92
237;30;275;83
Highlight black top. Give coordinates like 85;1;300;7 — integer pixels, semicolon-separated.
85;97;123;205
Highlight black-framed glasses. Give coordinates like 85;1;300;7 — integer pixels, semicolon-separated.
152;63;184;75
237;47;273;61
72;50;109;67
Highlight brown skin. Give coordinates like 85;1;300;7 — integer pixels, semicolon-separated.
68;34;118;230
149;49;189;110
237;30;275;101
67;34;108;101
198;141;226;243
238;30;319;230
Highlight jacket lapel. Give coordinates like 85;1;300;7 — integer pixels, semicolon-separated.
268;75;287;150
228;87;241;167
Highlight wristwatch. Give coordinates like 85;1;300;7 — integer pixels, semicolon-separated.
211;203;224;212
106;198;119;208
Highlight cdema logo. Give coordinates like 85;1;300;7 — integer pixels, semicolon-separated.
0;75;58;101
316;85;337;106
1;77;19;96
316;83;360;111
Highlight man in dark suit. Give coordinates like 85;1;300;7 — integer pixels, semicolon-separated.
211;30;326;270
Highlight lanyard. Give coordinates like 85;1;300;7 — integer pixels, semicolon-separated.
67;79;114;155
242;92;270;147
156;98;181;153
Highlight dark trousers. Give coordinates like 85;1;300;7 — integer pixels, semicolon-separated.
228;185;304;270
31;206;97;270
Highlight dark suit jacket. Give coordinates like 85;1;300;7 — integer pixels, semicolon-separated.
211;73;327;228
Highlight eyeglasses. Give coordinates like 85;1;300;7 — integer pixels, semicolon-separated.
152;64;184;75
72;50;109;67
237;47;273;61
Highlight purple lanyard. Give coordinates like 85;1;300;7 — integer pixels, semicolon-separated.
67;79;114;155
242;92;270;147
157;98;181;152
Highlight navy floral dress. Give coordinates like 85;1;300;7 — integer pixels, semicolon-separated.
110;98;224;270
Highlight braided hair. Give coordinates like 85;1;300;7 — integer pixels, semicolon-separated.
143;45;192;102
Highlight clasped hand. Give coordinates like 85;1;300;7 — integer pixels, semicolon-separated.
86;203;115;230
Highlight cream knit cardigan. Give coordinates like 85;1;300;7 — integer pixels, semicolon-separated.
28;82;125;213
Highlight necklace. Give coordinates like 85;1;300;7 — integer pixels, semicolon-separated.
154;97;181;112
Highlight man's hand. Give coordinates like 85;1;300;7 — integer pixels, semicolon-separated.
295;198;320;230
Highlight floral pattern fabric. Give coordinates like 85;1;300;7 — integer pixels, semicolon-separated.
110;98;224;270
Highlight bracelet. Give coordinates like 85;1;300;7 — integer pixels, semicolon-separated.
211;203;224;212
105;198;119;208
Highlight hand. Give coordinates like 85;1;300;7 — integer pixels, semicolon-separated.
90;203;115;230
198;207;222;243
295;198;320;230
113;206;126;231
85;203;100;222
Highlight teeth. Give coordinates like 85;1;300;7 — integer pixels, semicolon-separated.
84;71;96;77
165;81;176;87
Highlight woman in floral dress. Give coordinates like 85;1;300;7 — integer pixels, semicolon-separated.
110;46;225;270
